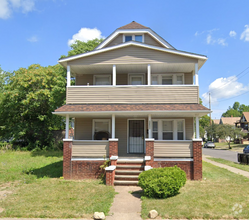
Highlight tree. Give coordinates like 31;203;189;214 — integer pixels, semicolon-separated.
206;123;219;141
222;102;249;117
60;38;104;59
216;124;244;149
0;64;66;149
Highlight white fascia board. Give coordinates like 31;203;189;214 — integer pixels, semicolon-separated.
58;41;207;67
53;110;211;116
95;29;173;50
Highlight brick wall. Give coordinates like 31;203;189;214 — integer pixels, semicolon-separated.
63;140;72;179
192;140;202;180
109;140;118;157
71;160;104;179
152;161;193;179
106;169;115;186
145;140;154;166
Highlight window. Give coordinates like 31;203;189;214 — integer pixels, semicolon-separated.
128;74;144;85
94;75;111;85
163;121;173;140
124;34;144;43
152;121;158;140
135;35;143;42
93;119;110;140
152;119;185;140
125;35;132;42
151;74;184;85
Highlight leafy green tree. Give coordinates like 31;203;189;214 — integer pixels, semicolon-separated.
0;64;66;149
60;38;104;59
222;102;249;117
206;123;219;141
216;124;245;149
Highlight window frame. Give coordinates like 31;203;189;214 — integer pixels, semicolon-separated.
151;73;184;85
128;73;145;85
123;34;144;43
92;119;111;140
152;119;185;140
93;75;111;86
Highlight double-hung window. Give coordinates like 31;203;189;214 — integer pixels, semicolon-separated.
94;75;111;85
152;119;185;140
124;34;143;43
151;74;184;85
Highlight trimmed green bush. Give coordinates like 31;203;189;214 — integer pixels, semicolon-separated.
138;166;186;198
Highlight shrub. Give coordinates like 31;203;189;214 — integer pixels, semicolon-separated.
138;166;186;198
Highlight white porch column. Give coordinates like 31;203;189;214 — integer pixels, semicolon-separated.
195;63;199;86
196;116;200;139
112;114;115;139
65;114;69;139
112;65;116;86
148;114;152;138
147;64;151;85
67;65;71;87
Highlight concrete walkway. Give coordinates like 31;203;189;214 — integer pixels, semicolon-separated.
203;155;249;178
106;186;142;220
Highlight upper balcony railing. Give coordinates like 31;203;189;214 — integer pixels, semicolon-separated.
66;85;199;104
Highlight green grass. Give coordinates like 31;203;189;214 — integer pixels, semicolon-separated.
141;162;249;219
214;142;247;152
208;157;249;172
0;150;115;218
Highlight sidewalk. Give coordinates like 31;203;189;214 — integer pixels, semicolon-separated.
106;186;142;220
203;155;249;178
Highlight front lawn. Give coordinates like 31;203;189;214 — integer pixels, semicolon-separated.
141;162;249;219
0;150;115;218
208;157;249;172
214;142;247;152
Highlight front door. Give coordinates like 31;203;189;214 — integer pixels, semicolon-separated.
128;120;144;153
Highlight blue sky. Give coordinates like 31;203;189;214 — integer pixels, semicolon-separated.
0;0;249;119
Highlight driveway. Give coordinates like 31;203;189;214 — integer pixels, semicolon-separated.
202;148;238;163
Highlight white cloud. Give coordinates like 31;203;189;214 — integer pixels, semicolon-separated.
0;0;35;19
202;76;249;105
217;38;227;46
240;25;249;42
206;34;213;44
27;35;38;42
68;27;104;46
229;31;237;38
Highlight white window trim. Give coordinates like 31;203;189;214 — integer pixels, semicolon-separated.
151;73;184;85
152;119;185;140
123;34;144;43
92;119;111;140
93;75;111;85
128;73;145;85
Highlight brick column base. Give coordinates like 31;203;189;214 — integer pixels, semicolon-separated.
145;139;154;167
63;139;73;179
109;139;118;158
193;139;202;180
105;166;116;186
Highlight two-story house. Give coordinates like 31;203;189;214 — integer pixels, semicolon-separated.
54;21;210;185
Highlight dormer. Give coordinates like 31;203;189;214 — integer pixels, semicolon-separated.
96;21;175;50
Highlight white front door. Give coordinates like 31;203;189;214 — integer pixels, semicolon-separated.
128;120;144;153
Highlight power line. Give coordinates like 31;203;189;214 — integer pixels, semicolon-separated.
218;90;249;103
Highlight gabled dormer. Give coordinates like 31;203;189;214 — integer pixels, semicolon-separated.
96;21;175;50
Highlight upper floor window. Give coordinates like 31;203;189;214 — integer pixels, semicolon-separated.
124;34;144;43
128;74;145;85
93;75;111;85
151;74;184;85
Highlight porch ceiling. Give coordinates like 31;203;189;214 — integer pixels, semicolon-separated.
70;63;195;75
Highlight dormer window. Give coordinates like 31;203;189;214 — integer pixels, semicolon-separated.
124;34;144;43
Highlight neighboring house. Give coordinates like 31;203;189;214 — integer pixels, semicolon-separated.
235;112;249;139
213;119;220;125
54;21;210;185
220;117;240;126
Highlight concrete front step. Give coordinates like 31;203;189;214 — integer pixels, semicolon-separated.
117;159;144;164
116;165;144;169
114;180;139;186
115;175;139;180
115;170;142;175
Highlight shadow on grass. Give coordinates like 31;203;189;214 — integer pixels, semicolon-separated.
25;161;63;178
30;150;63;158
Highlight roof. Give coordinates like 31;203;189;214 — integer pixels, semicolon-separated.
55;104;210;112
118;21;149;29
242;112;249;121
220;117;240;125
213;119;220;124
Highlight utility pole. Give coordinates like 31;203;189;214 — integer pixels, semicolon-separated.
209;92;212;125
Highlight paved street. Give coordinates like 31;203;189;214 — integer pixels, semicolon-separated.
202;148;238;163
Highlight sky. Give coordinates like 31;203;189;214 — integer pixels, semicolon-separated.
0;0;249;119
